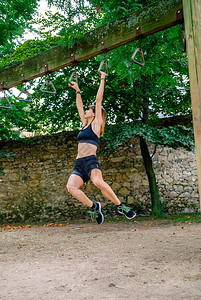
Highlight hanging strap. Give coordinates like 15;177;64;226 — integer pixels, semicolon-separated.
180;24;186;52
98;44;108;76
131;39;145;67
69;54;79;86
98;60;108;76
69;71;78;85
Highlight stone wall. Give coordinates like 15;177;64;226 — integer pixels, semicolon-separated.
0;131;199;223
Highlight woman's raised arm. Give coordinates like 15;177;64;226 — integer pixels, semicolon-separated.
69;82;85;125
95;71;106;124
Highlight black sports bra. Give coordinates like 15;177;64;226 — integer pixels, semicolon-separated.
77;123;100;147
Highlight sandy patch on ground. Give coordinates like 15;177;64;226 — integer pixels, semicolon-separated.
0;220;201;300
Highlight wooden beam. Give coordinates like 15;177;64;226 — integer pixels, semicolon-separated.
0;0;183;90
183;0;201;210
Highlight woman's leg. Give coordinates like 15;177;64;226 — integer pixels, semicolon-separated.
66;174;93;207
90;169;121;205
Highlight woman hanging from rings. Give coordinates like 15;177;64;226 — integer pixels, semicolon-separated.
67;70;136;225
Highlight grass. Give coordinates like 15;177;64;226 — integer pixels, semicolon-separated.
0;213;200;229
106;212;201;224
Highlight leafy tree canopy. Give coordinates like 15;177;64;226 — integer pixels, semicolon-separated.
0;0;39;56
0;0;194;152
103;123;194;153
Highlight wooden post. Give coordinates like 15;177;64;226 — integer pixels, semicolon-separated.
183;0;201;210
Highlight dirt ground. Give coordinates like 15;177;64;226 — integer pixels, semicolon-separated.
0;220;201;300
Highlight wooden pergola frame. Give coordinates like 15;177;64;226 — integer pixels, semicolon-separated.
0;0;200;209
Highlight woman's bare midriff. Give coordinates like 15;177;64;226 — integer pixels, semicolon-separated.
76;143;97;159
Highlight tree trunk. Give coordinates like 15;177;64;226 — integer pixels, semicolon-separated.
140;137;162;216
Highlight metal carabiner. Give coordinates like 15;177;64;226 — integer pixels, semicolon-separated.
69;71;78;86
131;48;145;67
0;91;12;109
98;60;108;76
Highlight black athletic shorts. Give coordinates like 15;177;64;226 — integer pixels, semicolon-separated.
72;155;102;183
